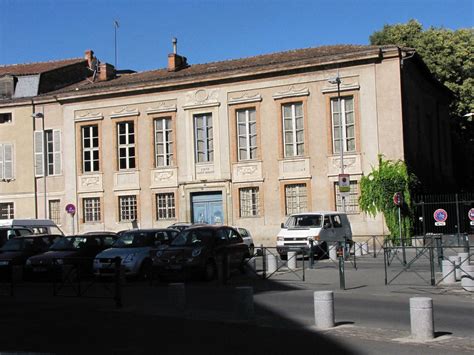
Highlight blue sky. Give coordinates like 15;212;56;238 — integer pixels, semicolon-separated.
1;0;472;72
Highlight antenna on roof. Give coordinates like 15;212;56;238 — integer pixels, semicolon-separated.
114;19;120;69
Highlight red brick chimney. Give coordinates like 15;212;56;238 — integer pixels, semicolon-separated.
168;38;188;72
98;63;116;81
84;50;95;68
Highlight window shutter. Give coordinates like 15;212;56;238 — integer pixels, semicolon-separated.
4;144;13;179
0;144;3;180
34;131;44;177
53;130;61;175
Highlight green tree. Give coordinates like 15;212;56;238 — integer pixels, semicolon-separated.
359;156;418;242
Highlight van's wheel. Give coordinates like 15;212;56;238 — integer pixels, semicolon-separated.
204;260;217;281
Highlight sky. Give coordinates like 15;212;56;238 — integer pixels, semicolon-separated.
0;0;472;72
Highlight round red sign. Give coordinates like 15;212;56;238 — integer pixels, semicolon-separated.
469;208;474;221
393;192;403;206
65;203;76;215
433;209;448;222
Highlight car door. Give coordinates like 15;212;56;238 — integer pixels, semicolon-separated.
227;228;246;266
320;215;335;242
330;214;345;241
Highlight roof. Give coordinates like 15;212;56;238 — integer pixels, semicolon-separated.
0;58;85;76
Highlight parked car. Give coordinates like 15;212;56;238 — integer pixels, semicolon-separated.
0;226;34;248
167;222;207;232
233;227;255;257
25;233;117;278
152;225;248;281
93;228;179;279
0;234;61;279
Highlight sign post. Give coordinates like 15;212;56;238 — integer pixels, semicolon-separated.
393;192;406;265
65;203;76;235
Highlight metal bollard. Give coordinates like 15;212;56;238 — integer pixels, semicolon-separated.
313;291;335;329
168;283;186;311
287;251;297;270
460;265;474;292
441;260;456;284
410;297;434;340
363;242;369;255
458;252;470;278
355;243;362;257
449;256;461;281
233;286;255;321
266;254;277;274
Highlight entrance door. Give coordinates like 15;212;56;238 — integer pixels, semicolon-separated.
191;192;223;224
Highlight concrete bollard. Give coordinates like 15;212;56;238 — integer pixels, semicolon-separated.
362;242;369;255
168;283;186;311
266;254;277;274
355;243;362;257
461;265;474;292
314;291;335;329
441;260;456;284
458;252;470;278
410;297;434;340
449;256;461;281
287;251;297;270
233;286;254;320
329;244;337;261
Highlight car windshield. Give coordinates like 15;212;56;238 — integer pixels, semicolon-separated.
285;215;323;228
112;232;155;248
171;229;213;247
1;238;32;251
50;237;86;251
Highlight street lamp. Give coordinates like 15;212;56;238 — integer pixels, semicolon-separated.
328;73;346;213
31;112;47;219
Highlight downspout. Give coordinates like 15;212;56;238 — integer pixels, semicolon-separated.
31;99;38;219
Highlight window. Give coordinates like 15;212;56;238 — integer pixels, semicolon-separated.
0;202;14;219
82;125;99;172
0;113;12;124
156;193;175;220
34;130;61;176
331;96;355;153
0;143;13;180
282;102;304;157
119;195;137;222
194;113;213;163
117;121;136;170
83;197;101;223
331;215;342;228
334;181;359;213
154;118;173;167
285;183;307;215
236;108;257;161
239;187;260;217
48;200;61;225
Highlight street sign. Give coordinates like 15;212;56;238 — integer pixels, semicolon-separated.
393;192;403;206
338;174;350;197
433;208;447;226
469;208;474;226
65;203;76;215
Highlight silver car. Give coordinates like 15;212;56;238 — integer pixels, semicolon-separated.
93;229;178;279
234;227;255;257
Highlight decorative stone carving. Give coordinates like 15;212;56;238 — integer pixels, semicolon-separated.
278;158;311;180
114;171;140;191
146;101;177;114
238;165;257;175
232;162;263;183
183;89;220;109
78;174;103;193
154;171;174;182
82;176;100;186
332;157;357;169
74;111;103;121
110;106;139;119
327;155;362;176
228;91;262;105
150;168;178;188
321;83;360;94
273;85;309;99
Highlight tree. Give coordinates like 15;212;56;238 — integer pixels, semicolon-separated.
359;156;418;242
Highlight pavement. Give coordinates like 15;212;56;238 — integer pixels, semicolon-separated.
0;248;473;354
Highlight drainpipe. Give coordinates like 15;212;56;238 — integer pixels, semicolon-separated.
31;99;38;219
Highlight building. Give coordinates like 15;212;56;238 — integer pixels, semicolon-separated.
0;44;454;244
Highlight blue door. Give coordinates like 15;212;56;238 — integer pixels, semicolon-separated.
192;192;223;224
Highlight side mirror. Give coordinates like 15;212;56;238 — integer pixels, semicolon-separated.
280;223;285;228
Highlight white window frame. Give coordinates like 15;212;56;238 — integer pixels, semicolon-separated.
156;193;176;220
82;125;100;173
34;129;61;177
331;96;355;154
239;187;260;217
83;197;101;223
236;108;257;161
119;195;137;222
282;102;304;158
285;183;308;215
0;143;13;180
0;202;14;219
117;121;136;170
194;113;213;163
154;118;173;167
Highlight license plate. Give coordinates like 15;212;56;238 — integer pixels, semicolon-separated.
33;267;47;272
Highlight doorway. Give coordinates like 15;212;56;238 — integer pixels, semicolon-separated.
191;192;223;224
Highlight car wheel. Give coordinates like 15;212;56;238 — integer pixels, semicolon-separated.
139;259;153;281
203;260;217;281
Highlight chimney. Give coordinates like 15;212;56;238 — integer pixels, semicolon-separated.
98;62;116;81
84;50;94;68
167;37;188;72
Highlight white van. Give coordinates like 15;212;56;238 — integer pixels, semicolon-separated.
276;211;352;259
0;219;64;236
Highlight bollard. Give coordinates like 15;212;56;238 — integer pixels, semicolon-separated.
460;265;474;292
449;256;461;281
266;254;277;274
441;260;456;284
168;283;186;311
313;291;335;329
355;243;362;257
410;297;434;340
458;252;470;278
287;251;297;270
233;286;255;321
329;243;337;261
